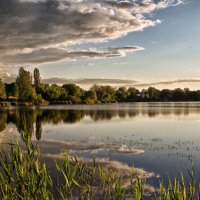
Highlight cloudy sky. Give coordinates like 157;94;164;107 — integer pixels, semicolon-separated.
0;0;200;89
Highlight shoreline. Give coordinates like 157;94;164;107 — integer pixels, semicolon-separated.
2;101;200;108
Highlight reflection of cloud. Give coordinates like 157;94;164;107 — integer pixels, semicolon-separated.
0;0;182;66
44;152;159;195
83;63;94;66
44;153;157;179
70;143;145;155
38;139;144;155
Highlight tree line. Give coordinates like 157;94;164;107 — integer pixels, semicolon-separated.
1;67;200;104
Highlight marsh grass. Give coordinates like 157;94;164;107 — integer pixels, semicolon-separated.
0;142;52;200
0;131;199;199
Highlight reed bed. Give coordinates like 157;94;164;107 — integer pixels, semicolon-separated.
0;132;199;199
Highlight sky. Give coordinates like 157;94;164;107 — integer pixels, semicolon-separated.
0;0;200;89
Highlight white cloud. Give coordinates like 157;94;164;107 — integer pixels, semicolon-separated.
0;0;183;66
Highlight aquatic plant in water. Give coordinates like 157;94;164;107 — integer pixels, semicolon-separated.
0;126;199;199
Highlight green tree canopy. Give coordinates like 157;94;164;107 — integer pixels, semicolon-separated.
0;79;7;100
16;67;36;101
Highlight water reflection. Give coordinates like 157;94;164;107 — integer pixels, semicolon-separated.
1;103;200;188
1;103;200;140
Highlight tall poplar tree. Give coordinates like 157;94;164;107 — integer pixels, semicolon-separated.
16;67;36;100
33;68;41;92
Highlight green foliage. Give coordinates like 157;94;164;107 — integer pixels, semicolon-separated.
90;85;116;103
40;84;66;102
13;83;19;99
116;87;128;102
16;67;36;101
62;84;84;103
0;79;7;100
83;90;98;104
0;144;52;200
127;87;140;102
34;68;41;91
155;169;198;200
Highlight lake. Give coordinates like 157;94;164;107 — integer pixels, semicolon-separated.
1;102;200;191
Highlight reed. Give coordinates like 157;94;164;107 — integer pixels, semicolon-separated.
0;133;198;199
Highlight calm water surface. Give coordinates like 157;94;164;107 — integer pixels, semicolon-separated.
1;102;200;187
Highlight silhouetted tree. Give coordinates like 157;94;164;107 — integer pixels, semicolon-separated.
34;68;41;92
160;89;172;101
172;88;185;101
127;87;140;102
147;87;160;101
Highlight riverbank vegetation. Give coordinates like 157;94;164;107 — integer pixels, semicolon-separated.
0;133;199;200
1;68;200;106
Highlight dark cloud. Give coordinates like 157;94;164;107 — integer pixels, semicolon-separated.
0;0;182;66
1;46;143;65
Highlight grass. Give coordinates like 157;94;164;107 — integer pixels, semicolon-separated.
0;133;200;199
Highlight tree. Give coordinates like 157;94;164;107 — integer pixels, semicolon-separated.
34;68;41;92
116;87;127;102
40;84;64;101
16;67;36;101
172;88;185;101
0;79;7;100
127;87;140;102
13;83;19;99
90;85;116;103
147;87;160;101
83;90;97;104
160;89;172;101
62;84;84;103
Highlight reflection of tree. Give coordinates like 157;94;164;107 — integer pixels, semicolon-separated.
1;104;200;140
41;110;63;124
147;109;159;117
0;111;7;132
15;109;36;142
127;110;139;118
36;115;42;141
63;110;84;124
88;110;117;121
